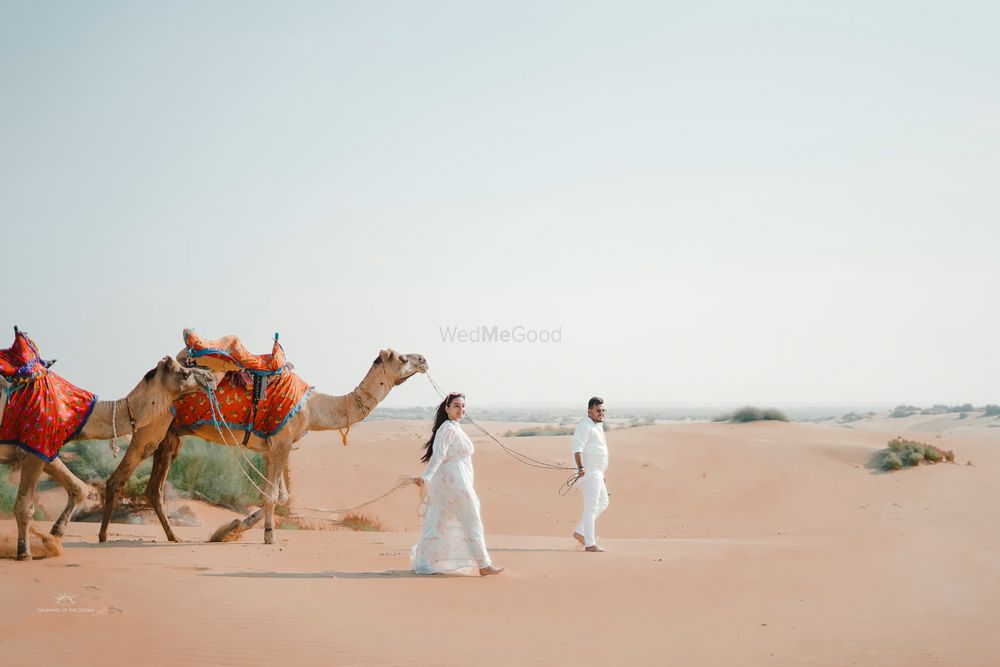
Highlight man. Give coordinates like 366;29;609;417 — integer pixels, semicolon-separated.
572;396;609;552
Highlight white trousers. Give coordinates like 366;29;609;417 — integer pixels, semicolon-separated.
575;471;609;547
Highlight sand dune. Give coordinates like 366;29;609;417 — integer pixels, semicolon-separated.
2;417;999;666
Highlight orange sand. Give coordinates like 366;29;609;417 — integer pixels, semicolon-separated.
2;416;999;666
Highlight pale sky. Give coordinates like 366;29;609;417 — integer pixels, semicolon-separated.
2;1;997;408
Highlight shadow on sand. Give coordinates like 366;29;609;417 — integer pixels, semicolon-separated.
202;569;426;579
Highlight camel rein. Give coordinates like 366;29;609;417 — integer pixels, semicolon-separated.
199;376;419;521
424;373;580;495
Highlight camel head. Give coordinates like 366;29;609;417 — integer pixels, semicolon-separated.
144;355;218;398
375;349;428;386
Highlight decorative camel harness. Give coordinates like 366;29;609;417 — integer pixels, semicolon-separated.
182;330;580;527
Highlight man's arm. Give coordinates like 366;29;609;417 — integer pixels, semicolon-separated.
571;421;587;478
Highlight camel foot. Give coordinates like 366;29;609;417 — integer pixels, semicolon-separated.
16;540;30;561
264;527;275;545
572;532;585;546
585;545;606;552
479;565;504;576
209;519;242;543
51;523;65;537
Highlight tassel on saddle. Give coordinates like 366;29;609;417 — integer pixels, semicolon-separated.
242;373;268;446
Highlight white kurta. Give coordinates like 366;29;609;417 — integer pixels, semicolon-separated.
572;416;610;547
412;419;492;574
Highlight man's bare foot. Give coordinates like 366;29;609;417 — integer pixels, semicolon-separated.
585;545;606;552
479;565;504;576
572;532;585;546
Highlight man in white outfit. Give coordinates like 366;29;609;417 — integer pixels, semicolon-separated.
572;396;609;552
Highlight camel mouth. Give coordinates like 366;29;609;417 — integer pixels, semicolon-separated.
191;368;218;390
395;366;427;386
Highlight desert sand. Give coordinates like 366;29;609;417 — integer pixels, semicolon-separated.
2;415;999;666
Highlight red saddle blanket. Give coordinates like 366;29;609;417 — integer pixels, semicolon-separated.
183;329;286;373
0;329;97;461
171;370;313;439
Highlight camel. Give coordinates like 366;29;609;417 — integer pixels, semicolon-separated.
99;348;428;544
1;356;216;560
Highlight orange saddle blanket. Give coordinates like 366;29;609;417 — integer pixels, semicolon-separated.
172;329;312;439
181;328;287;373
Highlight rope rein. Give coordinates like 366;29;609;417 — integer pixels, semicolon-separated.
192;363;582;529
425;374;581;495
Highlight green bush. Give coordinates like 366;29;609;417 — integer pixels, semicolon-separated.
890;405;919;418
61;440;149;483
983;404;1000;417
167;438;265;511
840;411;875;423
504;425;575;437
715;406;789;423
873;437;954;471
881;452;903;470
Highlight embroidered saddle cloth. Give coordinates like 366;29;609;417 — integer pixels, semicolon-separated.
0;329;97;461
171;369;313;439
179;328;287;374
172;329;312;439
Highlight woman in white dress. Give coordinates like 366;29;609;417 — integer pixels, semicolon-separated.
412;392;503;576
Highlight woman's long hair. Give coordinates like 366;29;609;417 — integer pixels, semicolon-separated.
422;392;464;463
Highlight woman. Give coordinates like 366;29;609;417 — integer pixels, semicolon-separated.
412;392;503;576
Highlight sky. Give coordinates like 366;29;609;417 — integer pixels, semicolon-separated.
2;1;997;408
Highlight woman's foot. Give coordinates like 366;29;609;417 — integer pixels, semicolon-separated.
585;545;606;552
572;532;585;546
479;565;504;576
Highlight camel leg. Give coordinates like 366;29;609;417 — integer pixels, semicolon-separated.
146;430;183;543
100;415;173;543
45;457;91;537
14;456;45;560
262;437;291;545
282;465;292;504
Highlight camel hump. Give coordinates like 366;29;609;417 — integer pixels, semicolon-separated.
181;329;287;374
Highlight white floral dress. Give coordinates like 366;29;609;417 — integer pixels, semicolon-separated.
412;419;492;574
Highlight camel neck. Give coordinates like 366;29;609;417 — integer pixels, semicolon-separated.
307;363;394;432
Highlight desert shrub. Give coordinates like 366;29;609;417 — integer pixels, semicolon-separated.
506;425;575;437
881;452;903;470
715;406;789;423
336;512;386;532
983;404;1000;417
840;411;875;423
168;438;265;511
873;437;954;471
889;405;919;418
120;474;152;506
61;440;149;483
924;447;943;463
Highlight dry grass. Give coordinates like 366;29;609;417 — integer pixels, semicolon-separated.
333;512;386;532
208;509;387;542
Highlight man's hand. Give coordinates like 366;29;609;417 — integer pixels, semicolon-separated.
577;468;585;478
414;477;425;488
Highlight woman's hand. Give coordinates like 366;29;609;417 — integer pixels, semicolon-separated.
413;477;425;488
